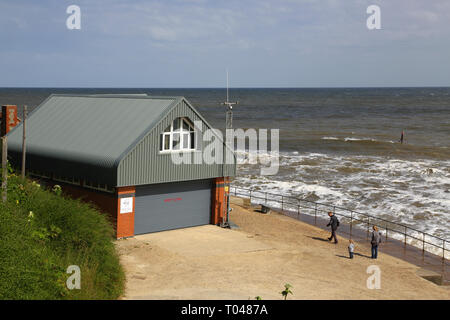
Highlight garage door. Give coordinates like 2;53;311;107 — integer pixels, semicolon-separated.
134;179;212;235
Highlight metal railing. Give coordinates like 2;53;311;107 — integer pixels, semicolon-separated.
230;186;449;263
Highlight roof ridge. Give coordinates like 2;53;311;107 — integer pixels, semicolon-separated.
48;94;184;100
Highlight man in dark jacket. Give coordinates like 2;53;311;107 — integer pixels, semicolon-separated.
371;226;382;259
326;211;339;244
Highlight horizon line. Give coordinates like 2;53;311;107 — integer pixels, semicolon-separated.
1;85;450;89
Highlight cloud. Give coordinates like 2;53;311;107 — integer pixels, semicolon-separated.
89;1;243;43
0;0;450;87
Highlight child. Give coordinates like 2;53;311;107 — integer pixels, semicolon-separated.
348;239;355;259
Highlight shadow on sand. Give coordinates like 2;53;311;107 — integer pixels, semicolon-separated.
308;236;331;242
336;253;372;259
336;254;351;259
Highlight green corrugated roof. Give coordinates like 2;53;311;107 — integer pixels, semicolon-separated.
6;94;182;180
6;94;236;187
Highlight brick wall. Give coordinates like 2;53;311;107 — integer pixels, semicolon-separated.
211;177;229;225
116;186;135;239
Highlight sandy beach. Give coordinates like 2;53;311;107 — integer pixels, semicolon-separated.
117;203;450;300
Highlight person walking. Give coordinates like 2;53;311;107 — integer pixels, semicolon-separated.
371;226;382;259
326;211;339;244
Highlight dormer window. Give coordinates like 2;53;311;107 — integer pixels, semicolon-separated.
160;117;196;152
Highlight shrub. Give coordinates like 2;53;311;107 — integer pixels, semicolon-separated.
0;174;124;299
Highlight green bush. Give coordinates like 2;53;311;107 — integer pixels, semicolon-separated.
0;173;124;299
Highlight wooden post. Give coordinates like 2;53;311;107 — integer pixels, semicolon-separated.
21;105;27;179
2;136;7;202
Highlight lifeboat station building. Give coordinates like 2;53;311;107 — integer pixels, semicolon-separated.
5;94;235;238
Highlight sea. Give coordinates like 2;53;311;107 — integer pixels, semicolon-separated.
1;87;449;250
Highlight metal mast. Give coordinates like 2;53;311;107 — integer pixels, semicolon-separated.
221;69;238;228
223;70;238;129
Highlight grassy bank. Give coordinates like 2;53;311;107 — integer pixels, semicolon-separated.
0;172;124;299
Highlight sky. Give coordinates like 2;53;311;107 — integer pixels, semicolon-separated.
1;0;450;88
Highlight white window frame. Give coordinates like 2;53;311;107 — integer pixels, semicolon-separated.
160;117;196;153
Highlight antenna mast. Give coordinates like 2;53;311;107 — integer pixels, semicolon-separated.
221;69;238;229
223;69;238;129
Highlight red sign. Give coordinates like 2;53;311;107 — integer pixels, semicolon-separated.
1;105;19;136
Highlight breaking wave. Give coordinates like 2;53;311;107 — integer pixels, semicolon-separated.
233;151;450;258
322;136;396;144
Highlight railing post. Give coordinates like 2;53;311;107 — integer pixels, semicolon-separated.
443;240;445;264
386;224;388;241
314;203;317;225
281;195;284;211
350;211;353;238
265;192;267;206
404;226;407;249
422;234;425;258
297;204;300;217
367;217;370;240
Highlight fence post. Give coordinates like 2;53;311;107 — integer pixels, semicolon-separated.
249;189;252;204
386;224;388;241
443;240;445;263
367;217;370;240
404;226;407;248
350;211;353;238
422;234;425;258
314;203;317;225
281;195;284;211
265;192;267;206
21;105;27;179
1;136;7;203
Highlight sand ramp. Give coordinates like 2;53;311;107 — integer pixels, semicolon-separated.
132;225;272;257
